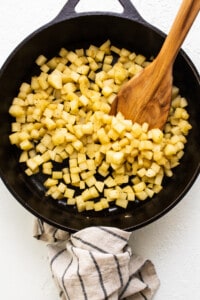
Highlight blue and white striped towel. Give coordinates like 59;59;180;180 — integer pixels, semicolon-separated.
34;219;160;300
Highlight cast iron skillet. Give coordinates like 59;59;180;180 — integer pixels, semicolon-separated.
0;0;199;232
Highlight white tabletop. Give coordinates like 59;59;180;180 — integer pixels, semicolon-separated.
0;1;199;299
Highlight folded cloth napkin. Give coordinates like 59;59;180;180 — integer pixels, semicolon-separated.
33;218;160;300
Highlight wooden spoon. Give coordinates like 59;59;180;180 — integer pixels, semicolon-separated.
110;0;200;129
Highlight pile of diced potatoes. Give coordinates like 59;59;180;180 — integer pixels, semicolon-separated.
8;40;192;212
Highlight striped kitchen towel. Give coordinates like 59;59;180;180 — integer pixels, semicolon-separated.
33;219;160;300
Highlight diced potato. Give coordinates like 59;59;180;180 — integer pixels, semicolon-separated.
135;191;148;201
97;128;110;144
64;188;75;199
133;182;146;193
26;158;39;171
67;198;76;205
85;175;96;187
19;151;29;163
52;171;63;179
48;69;63;89
94;201;103;211
106;150;124;165
35;55;47;66
100;198;109;209
134;54;146;66
104;176;116;187
76;198;86;212
44;178;58;187
105;189;120;200
63;173;71;184
71;173;80;184
116;199;128;209
9;105;24;118
85;201;95;210
164;144;177;156
95;181;104;193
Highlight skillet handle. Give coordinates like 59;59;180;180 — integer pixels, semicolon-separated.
53;0;145;24
118;0;145;22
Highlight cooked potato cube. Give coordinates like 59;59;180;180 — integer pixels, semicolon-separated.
106;150;124;165
35;55;47;66
64;188;75;199
44;178;58;187
9;105;24;118
133;182;146;193
136;191;148;201
85;201;95;210
76;198;86;212
48;69;63;89
67;198;76;205
94;201;103;211
116;199;128;209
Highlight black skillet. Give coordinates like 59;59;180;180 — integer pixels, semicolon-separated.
0;0;199;232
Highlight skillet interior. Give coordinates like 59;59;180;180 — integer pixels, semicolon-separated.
0;13;199;231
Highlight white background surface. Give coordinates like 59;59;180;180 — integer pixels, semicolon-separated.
0;0;199;299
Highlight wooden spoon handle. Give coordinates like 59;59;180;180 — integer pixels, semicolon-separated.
156;0;200;72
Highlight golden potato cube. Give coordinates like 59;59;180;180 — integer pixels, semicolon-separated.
71;173;80;184
32;154;43;166
97;128;110;144
9;105;24;118
94;201;103;211
44;178;58;187
52;171;63;179
148;128;163;143
102;86;113;97
19;151;29;163
11;122;21;132
25;168;34;176
88;186;99;199
57;182;66;194
85;201;94;210
72;140;83;151
153;184;163;193
106;150;124;165
20;140;33;151
67;198;76;205
136;191;148;201
9;132;20;145
164;144;177;156
80;189;89;201
115;199;128;209
64;188;75;199
52;130;66;146
95;181;104;193
134;54;146;66
100;198;109;209
38;74;49;90
40;64;50;73
76;198;86;212
145;188;154;198
63;173;71;185
66;51;78;63
110;45;120;54
139;140;153;151
104;176;116;187
105;189;120;200
48;69;63;89
41;150;51;163
35;55;47;66
85;175;96;187
133;182;146;193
